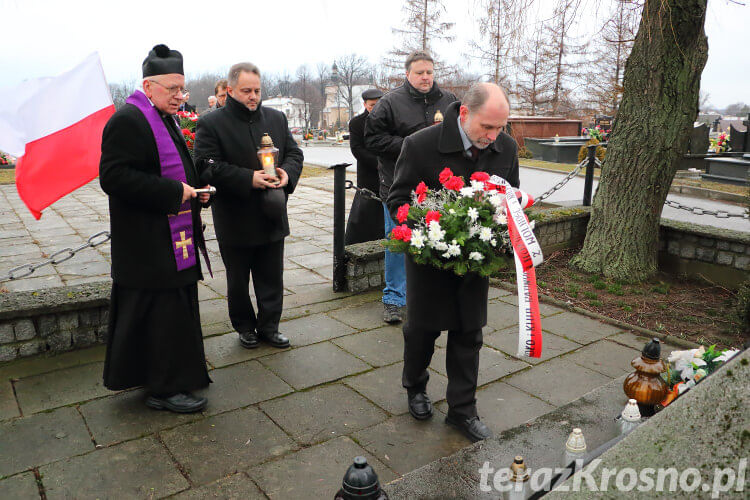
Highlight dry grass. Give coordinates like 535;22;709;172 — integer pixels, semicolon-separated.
0;169;14;185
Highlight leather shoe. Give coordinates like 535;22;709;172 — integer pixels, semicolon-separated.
383;304;403;324
407;392;433;420
239;331;260;349
445;414;493;442
259;331;290;348
145;392;207;413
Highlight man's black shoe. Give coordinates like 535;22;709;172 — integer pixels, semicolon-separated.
259;331;290;348
445;414;493;442
145;392;207;413
407;392;433;420
239;331;260;349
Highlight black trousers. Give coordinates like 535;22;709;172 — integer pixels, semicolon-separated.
402;324;483;419
219;239;284;336
103;282;210;395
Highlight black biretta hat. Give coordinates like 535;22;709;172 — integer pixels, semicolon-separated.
142;44;184;77
362;88;383;100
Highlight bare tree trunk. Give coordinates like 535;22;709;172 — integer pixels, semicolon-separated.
570;0;709;281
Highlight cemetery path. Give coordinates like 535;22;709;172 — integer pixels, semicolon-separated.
0;169;687;499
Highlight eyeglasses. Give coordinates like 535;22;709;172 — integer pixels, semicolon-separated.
148;79;188;98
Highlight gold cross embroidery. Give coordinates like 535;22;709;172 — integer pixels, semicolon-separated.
175;231;193;260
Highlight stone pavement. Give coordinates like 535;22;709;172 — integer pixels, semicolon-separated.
0;166;672;498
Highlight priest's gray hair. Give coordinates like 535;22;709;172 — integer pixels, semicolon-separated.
463;82;509;113
228;62;261;86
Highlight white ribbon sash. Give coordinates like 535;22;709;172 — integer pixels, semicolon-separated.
490;175;543;358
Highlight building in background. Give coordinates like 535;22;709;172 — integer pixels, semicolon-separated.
319;85;377;130
263;96;309;130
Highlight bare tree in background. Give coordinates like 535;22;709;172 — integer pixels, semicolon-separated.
585;0;639;115
276;71;293;97
109;79;137;110
333;54;372;123
293;65;317;131
469;0;533;86
185;72;225;112
385;0;455;72
542;0;587;114
514;24;553;115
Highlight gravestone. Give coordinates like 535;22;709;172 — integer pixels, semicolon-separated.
678;123;709;171
729;124;746;152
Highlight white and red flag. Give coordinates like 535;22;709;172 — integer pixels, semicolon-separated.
0;53;114;219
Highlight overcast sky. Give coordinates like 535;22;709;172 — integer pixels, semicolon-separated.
1;0;747;109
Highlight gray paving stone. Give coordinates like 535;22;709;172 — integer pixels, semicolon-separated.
171;473;266;499
0;345;105;380
4;275;64;292
160;407;297;485
202;321;233;338
260;342;370;390
561;339;640;378
288;252;331;269
484;326;583;364
198;282;220;301
40;437;188;499
541;311;623;344
259;384;387;445
196;360;292;415
279;313;355;346
284;241;327;257
436;381;555;434
283;267;329;287
79;389;202;446
249;436;396;499
343;362;448;415
203;332;278;368
485;300;519;331
13;362;110;414
488;286;512;299
429;346;530;386
0;472;39;498
0;406;93;477
498;294;566;317
200;298;232;325
328;300;384;330
352;413;468;475
0;379;19;421
606;331;682;358
504;358;613;406
332;325;403;367
311;265;333;280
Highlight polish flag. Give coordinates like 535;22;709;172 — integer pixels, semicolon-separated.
0;53;115;219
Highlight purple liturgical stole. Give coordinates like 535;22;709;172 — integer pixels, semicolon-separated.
126;91;211;275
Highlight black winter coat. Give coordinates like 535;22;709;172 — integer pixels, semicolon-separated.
386;101;520;331
364;81;457;200
99;103;205;289
193;96;304;247
345;110;384;244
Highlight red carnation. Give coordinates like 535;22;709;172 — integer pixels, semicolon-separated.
470;171;490;182
444;175;464;191
425;210;441;225
415;181;428;196
417;192;426;204
391;224;412;242
438;167;454;185
397;203;410;223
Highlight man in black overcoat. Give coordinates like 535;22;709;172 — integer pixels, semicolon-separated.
345;88;384;245
194;62;303;350
364;50;457;324
100;44;212;413
387;83;520;442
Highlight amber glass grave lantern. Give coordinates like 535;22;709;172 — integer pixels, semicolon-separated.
257;133;280;184
433;109;444;125
623;338;668;416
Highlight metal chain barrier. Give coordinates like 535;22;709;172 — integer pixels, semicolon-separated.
0;231;111;282
344;180;382;203
663;199;748;219
531;158;587;206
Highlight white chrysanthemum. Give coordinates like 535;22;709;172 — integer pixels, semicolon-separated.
432;241;448;251
467;207;479;222
442;240;461;258
449;208;456;215
493;213;507;225
489;194;504;207
459;187;475;197
410;230;425;249
469;252;484;262
479;227;492;242
470;180;485;191
490;238;497;247
427;220;445;242
468;224;480;237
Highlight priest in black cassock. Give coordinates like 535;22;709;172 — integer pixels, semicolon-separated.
344;88;384;245
99;44;212;413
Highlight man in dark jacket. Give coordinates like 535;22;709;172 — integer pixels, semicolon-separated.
345;88;384;245
194;62;303;350
100;44;212;413
365;50;457;324
387;83;520;442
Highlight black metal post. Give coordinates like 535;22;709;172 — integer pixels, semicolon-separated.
582;144;597;206
329;162;352;292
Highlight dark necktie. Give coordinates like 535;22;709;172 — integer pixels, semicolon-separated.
469;145;480;162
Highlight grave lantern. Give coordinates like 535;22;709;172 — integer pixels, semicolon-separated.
563;428;587;469
623;338;668;416
257;133;280;184
433;110;444;124
504;456;530;500
334;456;389;500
